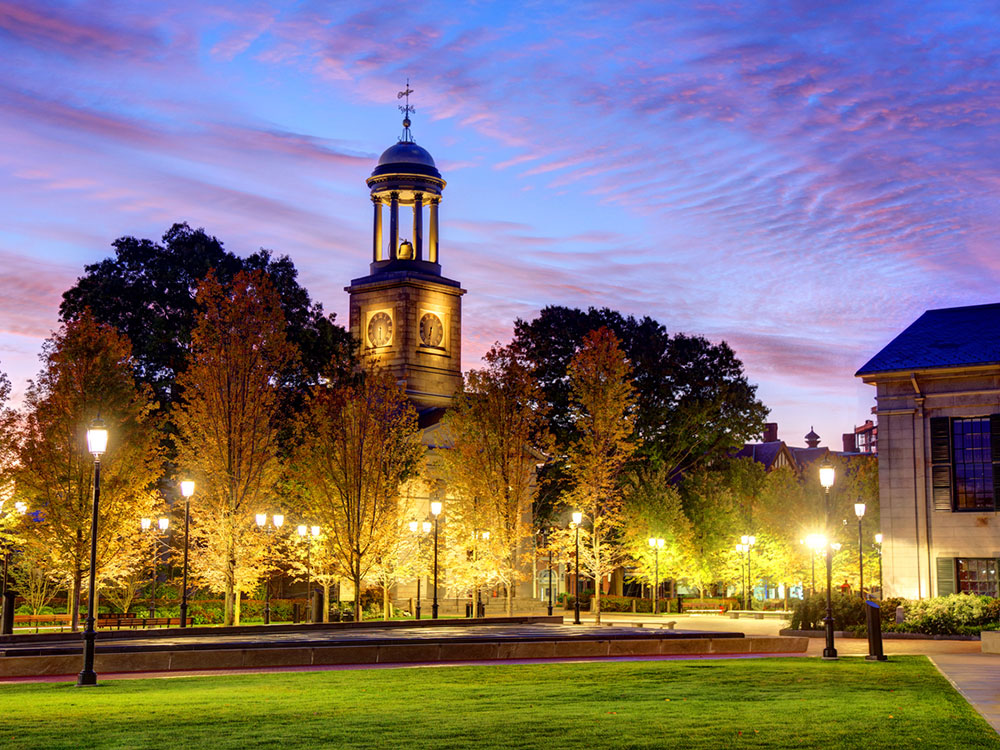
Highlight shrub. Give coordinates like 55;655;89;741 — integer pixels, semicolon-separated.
791;593;866;630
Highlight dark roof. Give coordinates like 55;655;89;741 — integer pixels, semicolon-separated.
371;141;441;179
734;441;785;468
791;446;828;471
856;302;1000;376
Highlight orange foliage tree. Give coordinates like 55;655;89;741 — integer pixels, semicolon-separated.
440;344;552;614
13;313;162;628
564;327;637;623
173;271;295;626
292;364;423;621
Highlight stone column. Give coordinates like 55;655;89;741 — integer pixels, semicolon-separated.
388;192;399;260
372;195;383;262
413;193;424;261
428;198;439;263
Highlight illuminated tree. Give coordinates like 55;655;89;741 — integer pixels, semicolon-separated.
563;327;637;623
173;270;295;626
13;313;163;628
440;344;552;614
292;363;423;621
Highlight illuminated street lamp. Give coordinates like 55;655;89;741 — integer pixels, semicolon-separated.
255;513;284;624
805;534;826;595
818;457;838;660
855;502;866;599
431;501;442;619
736;543;747;608
78;417;108;687
179;481;194;627
140;517;169;617
648;537;665;614
874;533;883;599
741;535;757;609
297;523;321;623
571;511;583;625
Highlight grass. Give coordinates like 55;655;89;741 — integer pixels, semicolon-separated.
0;656;996;749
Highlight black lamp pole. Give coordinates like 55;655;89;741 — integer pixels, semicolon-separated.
858;516;865;600
179;482;193;628
78;417;106;687
547;540;554;617
820;460;838;660
431;512;440;620
573;521;581;625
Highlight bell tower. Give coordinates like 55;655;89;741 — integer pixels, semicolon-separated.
346;85;466;409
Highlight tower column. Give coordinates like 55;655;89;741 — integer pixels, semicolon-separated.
388;192;399;259
413;193;424;261
428;198;439;264
372;195;383;262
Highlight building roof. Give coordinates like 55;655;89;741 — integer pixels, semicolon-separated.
856;302;1000;376
734;441;785;468
790;446;829;472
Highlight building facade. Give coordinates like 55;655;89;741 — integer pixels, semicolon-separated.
857;303;1000;599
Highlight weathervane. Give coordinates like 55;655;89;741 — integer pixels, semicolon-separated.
398;78;415;141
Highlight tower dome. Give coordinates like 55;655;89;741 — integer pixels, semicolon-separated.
372;141;441;179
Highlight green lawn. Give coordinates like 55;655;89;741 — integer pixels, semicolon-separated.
0;657;995;749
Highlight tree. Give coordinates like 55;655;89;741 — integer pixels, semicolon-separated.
13;313;163;628
173;270;295;626
563;328;637;623
292;363;423;621
512;307;768;512
440;344;553;614
60;223;355;411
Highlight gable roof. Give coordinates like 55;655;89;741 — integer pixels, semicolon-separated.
856;302;1000;376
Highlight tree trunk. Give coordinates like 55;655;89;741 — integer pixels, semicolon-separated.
353;571;362;622
383;584;390;621
234;589;241;626
322;583;331;623
224;584;234;627
71;569;82;631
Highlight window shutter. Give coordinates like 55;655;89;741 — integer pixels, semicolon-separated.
936;557;956;596
929;417;952;511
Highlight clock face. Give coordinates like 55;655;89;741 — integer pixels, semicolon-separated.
420;312;444;348
367;312;393;348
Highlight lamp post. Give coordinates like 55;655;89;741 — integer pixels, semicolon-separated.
408;520;431;619
430;501;442;619
140;517;169;617
179;481;194;627
819;457;837;660
571;511;582;625
297;524;321;623
874;533;883;600
78;417;108;687
741;535;756;610
1;500;28;636
648;537;664;614
805;534;826;596
735;543;747;608
854;503;866;599
255;513;284;624
547;529;555;617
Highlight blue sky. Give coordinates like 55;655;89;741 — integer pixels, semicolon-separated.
2;0;998;449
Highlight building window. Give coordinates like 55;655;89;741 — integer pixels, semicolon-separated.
957;558;998;596
952;418;995;510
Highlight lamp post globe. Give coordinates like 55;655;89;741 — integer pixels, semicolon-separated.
78;417;107;687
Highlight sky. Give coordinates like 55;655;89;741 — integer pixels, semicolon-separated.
1;0;998;451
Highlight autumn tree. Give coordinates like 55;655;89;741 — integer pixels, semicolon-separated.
563;328;637;623
292;364;423;621
440;344;552;614
173;270;295;626
13;313;163;628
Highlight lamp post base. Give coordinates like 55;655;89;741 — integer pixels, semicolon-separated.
822;616;838;660
77;669;97;686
